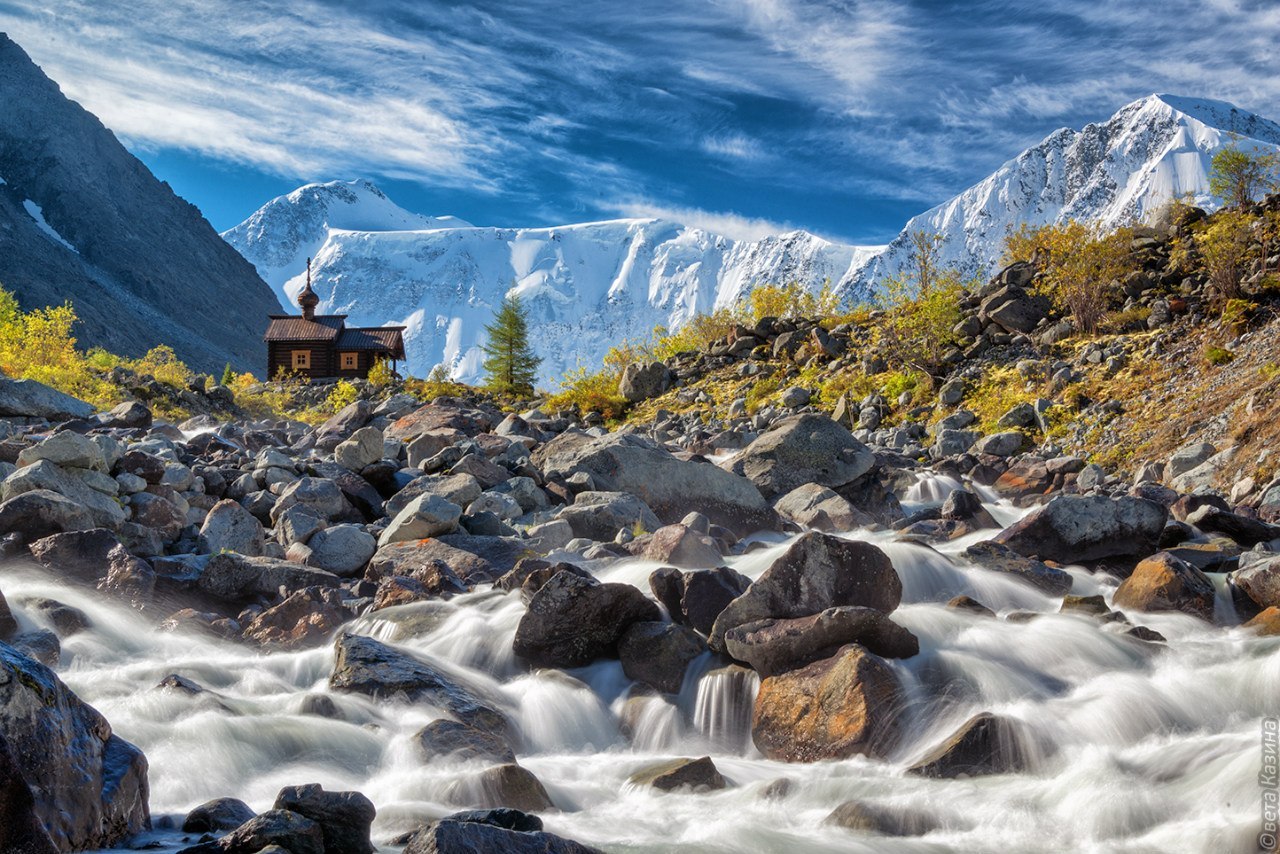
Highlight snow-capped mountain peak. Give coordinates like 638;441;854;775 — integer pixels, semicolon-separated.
845;93;1280;292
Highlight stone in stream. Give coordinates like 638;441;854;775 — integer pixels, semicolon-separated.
961;541;1073;596
1184;505;1278;547
993;495;1167;564
824;800;935;836
0;731;58;854
404;820;604;854
709;532;902;652
1245;606;1280;635
907;712;1028;778
28;527;134;583
182;797;257;832
274;783;376;854
512;570;660;668
178;809;324;854
0;641;150;851
617;621;706;694
473;764;554;811
414;719;516;764
533;431;777;536
0;588;16;640
649;565;750;636
772;482;872;532
751;644;903;762
1231;552;1280;611
724;606;919;677
627;756;727;791
631;523;722;568
330;633;512;737
1112;551;1216;621
242;587;354;650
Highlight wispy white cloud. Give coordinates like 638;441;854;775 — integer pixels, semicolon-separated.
612;199;806;242
0;0;1277;243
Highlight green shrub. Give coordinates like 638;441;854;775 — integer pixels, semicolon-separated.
1203;345;1235;366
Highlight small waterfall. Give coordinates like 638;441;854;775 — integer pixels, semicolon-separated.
687;662;759;755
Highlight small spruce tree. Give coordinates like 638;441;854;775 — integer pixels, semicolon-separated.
482;294;540;396
220;362;234;386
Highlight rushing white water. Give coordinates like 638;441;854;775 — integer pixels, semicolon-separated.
1;478;1274;853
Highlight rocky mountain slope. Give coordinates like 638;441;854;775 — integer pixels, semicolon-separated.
0;34;281;373
848;94;1280;291
223;180;880;384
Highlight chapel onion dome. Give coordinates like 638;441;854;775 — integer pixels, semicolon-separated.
298;257;320;320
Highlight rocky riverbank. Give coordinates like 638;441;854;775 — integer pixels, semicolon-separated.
0;303;1277;850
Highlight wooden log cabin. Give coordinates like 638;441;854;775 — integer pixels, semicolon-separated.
263;260;406;380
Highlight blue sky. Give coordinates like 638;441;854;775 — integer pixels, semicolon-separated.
1;0;1278;244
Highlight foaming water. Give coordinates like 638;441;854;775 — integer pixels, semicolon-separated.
0;508;1270;853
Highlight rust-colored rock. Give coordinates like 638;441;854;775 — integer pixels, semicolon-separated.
1113;552;1216;621
1245;606;1280;635
751;644;903;762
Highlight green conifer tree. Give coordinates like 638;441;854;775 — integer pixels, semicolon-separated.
482;294;540;396
220;362;234;386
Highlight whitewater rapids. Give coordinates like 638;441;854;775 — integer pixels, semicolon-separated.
3;476;1274;853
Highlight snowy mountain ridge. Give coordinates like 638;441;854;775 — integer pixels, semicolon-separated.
223;179;880;384
846;93;1280;291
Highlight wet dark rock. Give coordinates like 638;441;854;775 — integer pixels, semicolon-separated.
27;597;90;636
1184;505;1278;548
274;783;376;854
242;587;354;650
404;820;603;854
0;641;150;850
752;644;903;762
824;799;934;836
330;633;511;736
179;809;323;854
961;541;1073;595
724;606;918;677
414;719;516;765
197;552;342;602
182;797;256;832
946;595;995;617
618;621;706;694
474;764;554;812
10;630;60;667
0;589;16;640
649;565;750;635
993;495;1166;564
907;712;1027;778
513;570;661;668
627;756;726;791
497;559;592;601
710;533;901;652
0;730;57;854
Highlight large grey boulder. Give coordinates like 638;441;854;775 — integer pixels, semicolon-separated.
710;532;901;651
978;283;1049;334
2;460;126;528
197;553;342;601
198;498;266;556
16;431;105;470
618;361;673;402
729;415;875;499
0;731;57;854
993;495;1167;564
330;633;510;737
772;483;871;532
335;426;384;471
0;489;94;542
534;432;776;536
961;541;1072;595
378;494;462;547
268;477;351;524
558;491;662;542
649;565;750;635
300;525;377;577
1231;552;1280;610
386;473;483;519
0;642;149;850
513;570;661;668
0;376;93;421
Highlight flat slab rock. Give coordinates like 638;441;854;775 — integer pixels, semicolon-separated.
329;633;511;738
